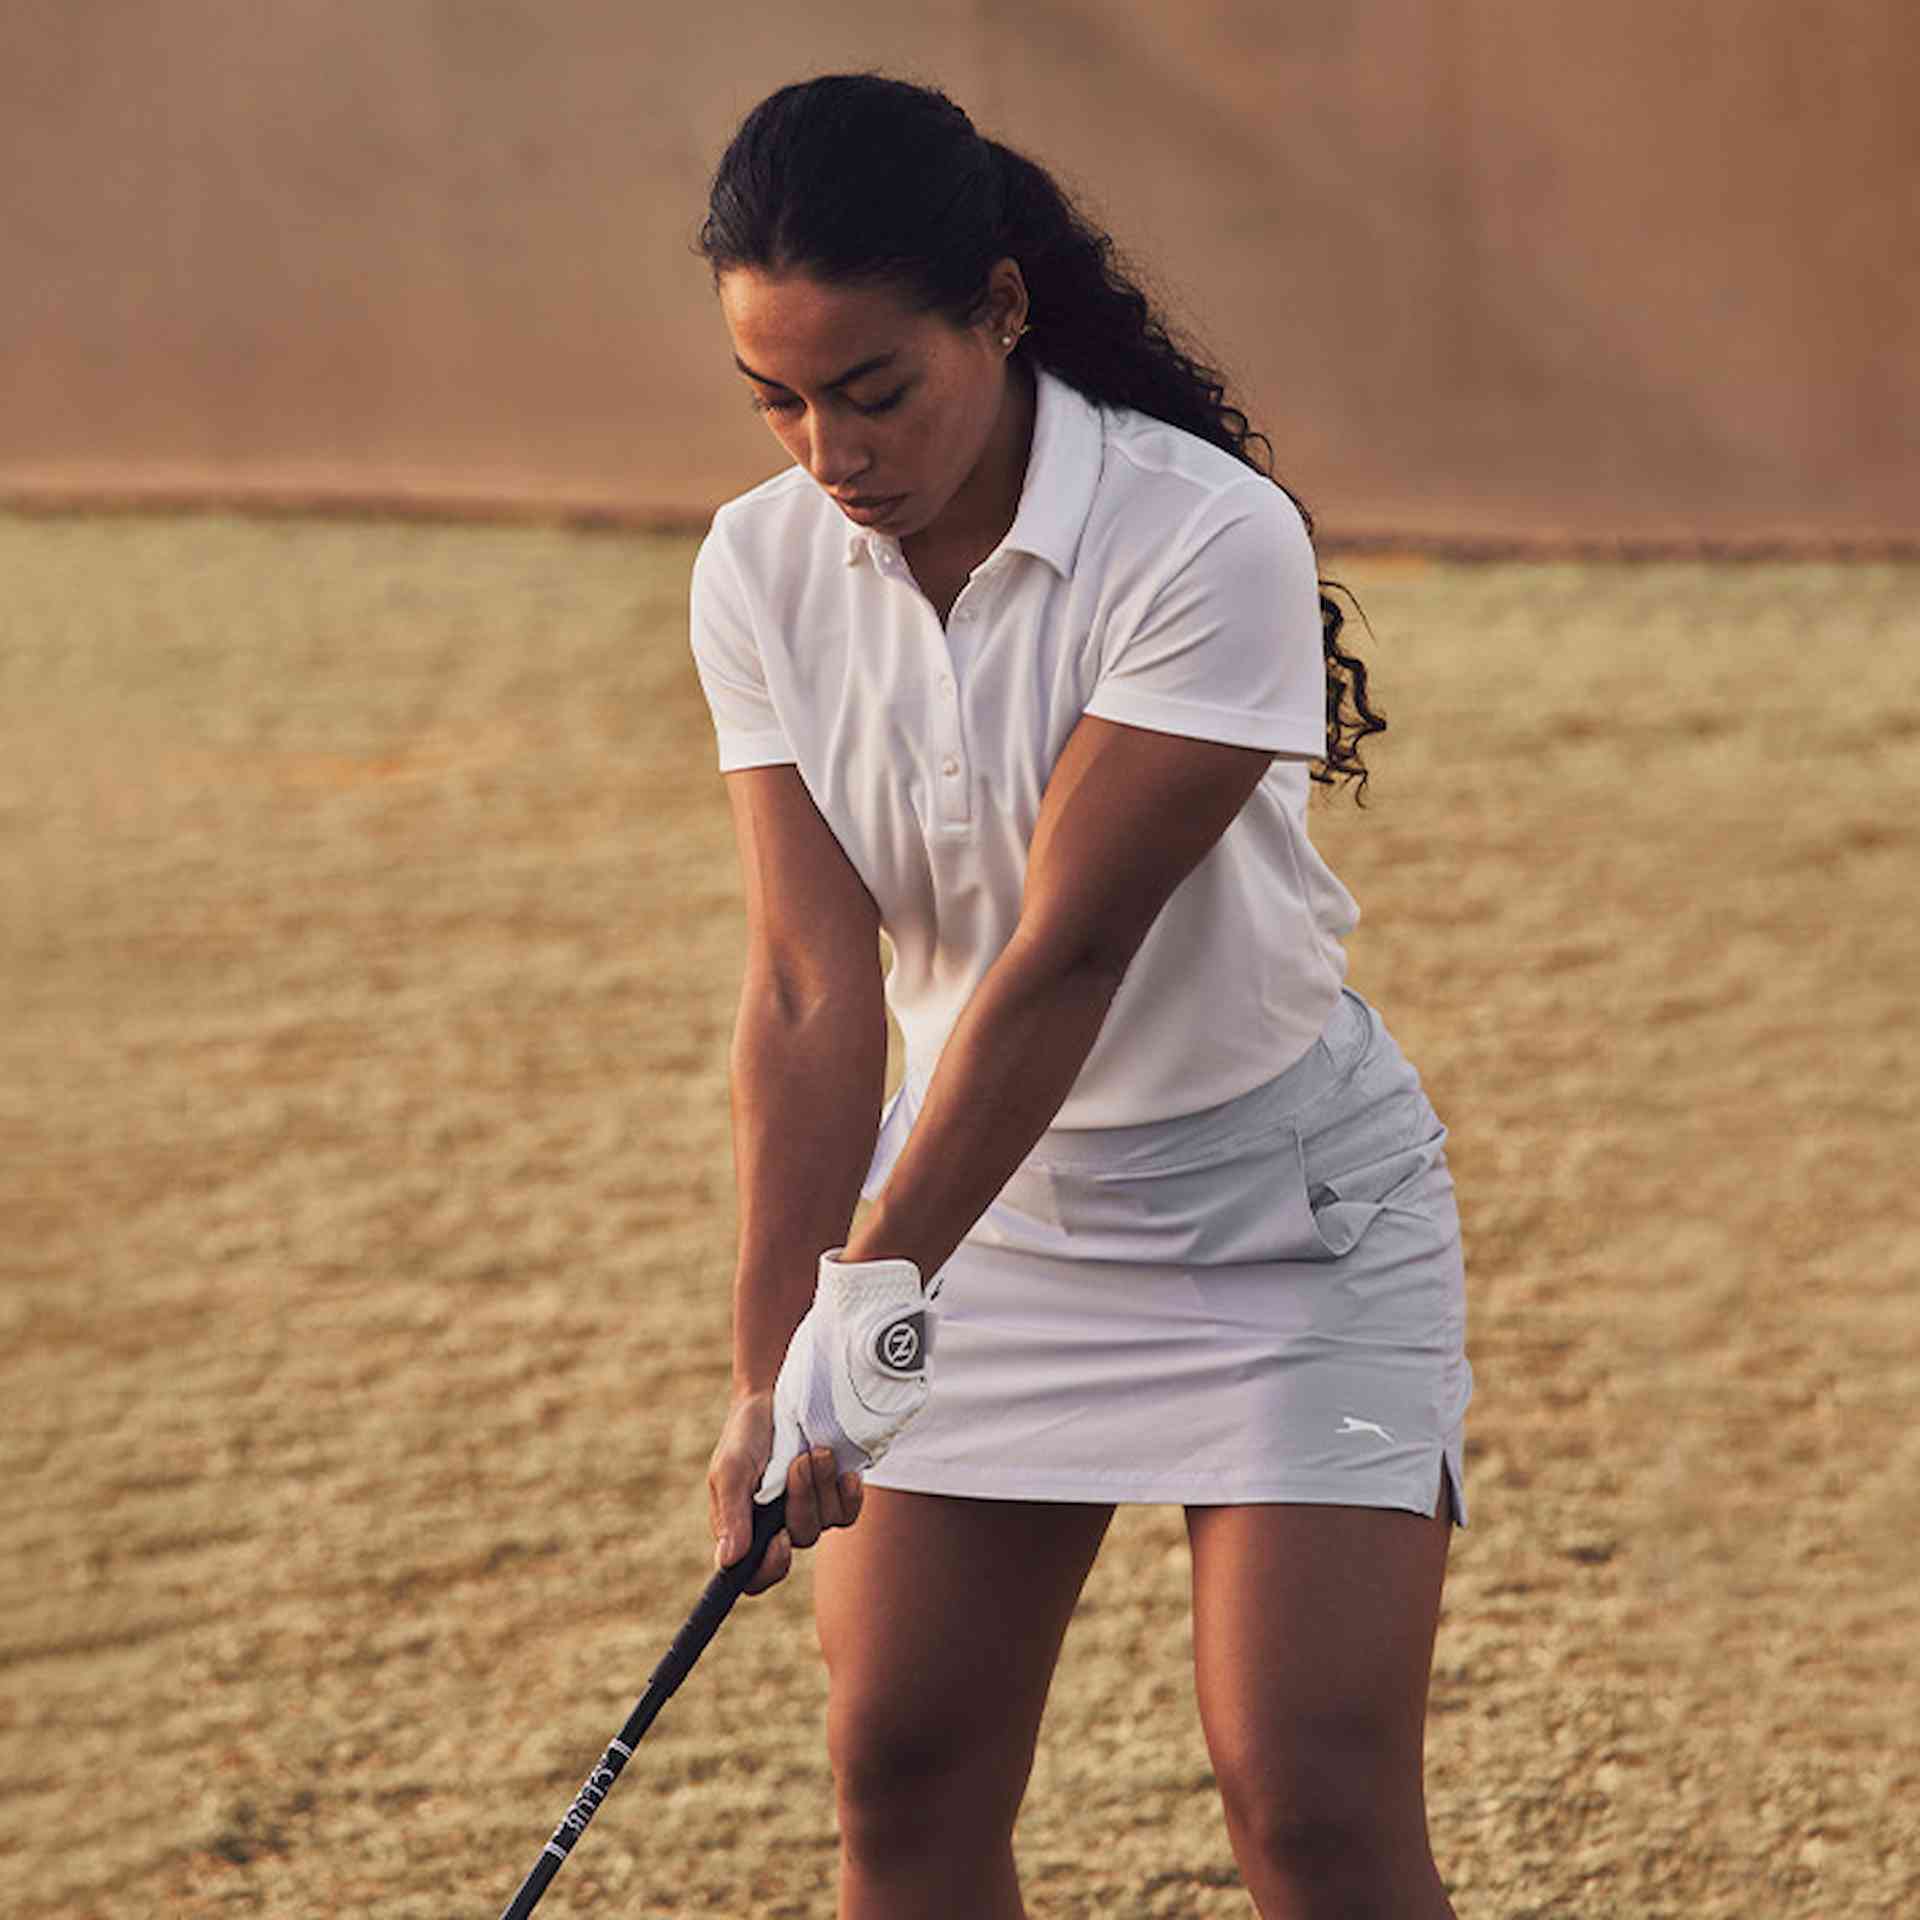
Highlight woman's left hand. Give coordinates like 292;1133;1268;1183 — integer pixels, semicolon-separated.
756;1250;934;1504
708;1247;930;1594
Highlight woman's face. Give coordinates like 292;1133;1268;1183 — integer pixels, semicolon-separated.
717;266;1026;546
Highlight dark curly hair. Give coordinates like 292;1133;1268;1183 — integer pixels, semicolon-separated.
698;73;1384;797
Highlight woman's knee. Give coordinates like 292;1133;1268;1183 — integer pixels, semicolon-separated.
828;1686;1031;1865
1211;1708;1427;1887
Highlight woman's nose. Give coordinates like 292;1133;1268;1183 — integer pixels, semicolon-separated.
806;415;870;490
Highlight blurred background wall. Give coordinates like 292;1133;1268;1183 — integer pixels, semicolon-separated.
2;0;1913;547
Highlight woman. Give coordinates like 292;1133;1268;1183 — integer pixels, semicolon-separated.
692;74;1470;1920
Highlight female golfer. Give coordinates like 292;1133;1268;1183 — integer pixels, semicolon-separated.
695;74;1470;1920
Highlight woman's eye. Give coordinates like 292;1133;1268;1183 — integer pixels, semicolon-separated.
749;385;907;419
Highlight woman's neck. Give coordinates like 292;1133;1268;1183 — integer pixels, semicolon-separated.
903;359;1038;582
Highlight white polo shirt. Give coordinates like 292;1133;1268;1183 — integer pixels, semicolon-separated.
689;366;1359;1128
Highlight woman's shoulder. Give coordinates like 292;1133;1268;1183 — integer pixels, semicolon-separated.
702;464;839;573
1087;403;1314;573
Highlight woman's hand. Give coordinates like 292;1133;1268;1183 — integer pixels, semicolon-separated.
707;1250;933;1595
707;1390;865;1595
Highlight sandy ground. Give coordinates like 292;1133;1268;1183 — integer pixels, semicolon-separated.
3;513;1915;1918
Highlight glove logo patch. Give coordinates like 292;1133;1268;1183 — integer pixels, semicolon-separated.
874;1312;925;1376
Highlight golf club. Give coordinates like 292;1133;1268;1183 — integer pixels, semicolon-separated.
496;1492;788;1919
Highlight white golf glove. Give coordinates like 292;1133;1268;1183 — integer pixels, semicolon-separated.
755;1248;936;1505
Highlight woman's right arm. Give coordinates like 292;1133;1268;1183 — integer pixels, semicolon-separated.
705;764;889;1589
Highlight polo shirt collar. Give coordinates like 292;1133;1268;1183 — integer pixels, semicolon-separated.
843;366;1103;577
999;367;1103;577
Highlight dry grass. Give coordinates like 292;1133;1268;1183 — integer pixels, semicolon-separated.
3;513;1915;1917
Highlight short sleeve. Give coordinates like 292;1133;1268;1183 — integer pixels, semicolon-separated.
1083;484;1328;759
688;519;798;772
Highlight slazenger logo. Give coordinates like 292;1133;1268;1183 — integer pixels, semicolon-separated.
873;1312;925;1374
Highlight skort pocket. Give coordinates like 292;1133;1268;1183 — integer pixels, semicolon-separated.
1296;1064;1451;1258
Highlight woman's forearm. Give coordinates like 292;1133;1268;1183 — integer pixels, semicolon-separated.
842;930;1121;1282
728;974;888;1395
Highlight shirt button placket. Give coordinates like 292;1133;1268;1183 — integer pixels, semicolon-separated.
933;608;969;828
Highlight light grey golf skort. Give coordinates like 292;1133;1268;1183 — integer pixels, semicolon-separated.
861;988;1471;1521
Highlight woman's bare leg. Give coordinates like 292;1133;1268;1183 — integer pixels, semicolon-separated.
814;1489;1113;1920
1186;1476;1458;1919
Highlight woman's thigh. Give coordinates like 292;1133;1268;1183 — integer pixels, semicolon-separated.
814;1489;1113;1808
1185;1485;1452;1826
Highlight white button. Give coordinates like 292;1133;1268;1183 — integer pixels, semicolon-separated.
941;755;961;778
938;675;955;698
956;607;975;622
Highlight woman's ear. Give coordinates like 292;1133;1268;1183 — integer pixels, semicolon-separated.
981;256;1030;345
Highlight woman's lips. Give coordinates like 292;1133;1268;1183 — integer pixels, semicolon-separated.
836;493;906;526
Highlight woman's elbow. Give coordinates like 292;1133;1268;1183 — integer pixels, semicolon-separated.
740;951;883;1032
1007;919;1142;1003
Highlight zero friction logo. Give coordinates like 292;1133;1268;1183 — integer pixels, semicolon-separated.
874;1312;924;1374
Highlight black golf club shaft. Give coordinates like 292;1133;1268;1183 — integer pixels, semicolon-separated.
497;1493;787;1920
